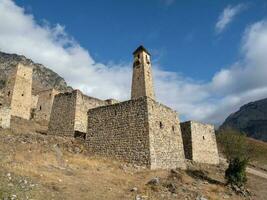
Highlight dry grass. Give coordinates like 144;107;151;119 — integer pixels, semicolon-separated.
0;125;266;199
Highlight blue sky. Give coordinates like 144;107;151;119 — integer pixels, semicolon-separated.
15;0;265;79
1;0;267;125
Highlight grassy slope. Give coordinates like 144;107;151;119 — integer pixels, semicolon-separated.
247;138;267;170
0;123;266;200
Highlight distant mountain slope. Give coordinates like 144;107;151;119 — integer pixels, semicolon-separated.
0;51;72;94
220;98;267;142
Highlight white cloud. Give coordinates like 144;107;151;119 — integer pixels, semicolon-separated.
1;0;267;127
215;4;245;34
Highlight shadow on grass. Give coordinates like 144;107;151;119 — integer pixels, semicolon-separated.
186;170;225;186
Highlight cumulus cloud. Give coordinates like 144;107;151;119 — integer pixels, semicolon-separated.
215;4;245;33
1;0;267;126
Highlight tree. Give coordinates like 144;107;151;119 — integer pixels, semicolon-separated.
217;129;250;186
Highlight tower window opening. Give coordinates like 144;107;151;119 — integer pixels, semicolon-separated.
21;93;24;96
39;106;42;111
203;136;205;140
7;91;10;96
172;126;175;132
159;121;163;129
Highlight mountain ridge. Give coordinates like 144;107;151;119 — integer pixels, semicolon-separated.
220;97;267;142
0;51;72;94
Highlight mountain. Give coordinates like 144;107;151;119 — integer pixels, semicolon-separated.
220;98;267;142
0;51;72;94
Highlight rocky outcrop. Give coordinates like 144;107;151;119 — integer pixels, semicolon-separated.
220;98;267;142
0;51;72;94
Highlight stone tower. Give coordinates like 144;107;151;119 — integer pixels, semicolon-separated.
4;63;33;120
131;45;155;100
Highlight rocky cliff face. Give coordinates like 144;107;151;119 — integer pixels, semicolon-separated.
220;98;267;142
0;51;72;94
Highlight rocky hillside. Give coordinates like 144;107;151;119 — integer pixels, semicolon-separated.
220;98;267;142
0;51;72;94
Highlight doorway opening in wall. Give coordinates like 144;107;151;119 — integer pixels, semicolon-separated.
74;131;86;140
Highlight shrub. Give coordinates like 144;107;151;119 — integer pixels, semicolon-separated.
225;157;248;186
217;129;250;186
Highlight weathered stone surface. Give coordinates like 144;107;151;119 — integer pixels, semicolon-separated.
0;105;11;129
87;97;186;169
131;46;155;100
48;90;106;137
220;98;267;142
3;63;32;120
180;121;219;165
34;88;60;124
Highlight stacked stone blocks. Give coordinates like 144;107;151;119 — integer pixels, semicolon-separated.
180;121;219;165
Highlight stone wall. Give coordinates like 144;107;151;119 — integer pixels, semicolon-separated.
31;95;39;110
3;63;32;120
34;89;60;124
48;90;106;137
87;97;186;169
74;90;106;133
105;99;120;105
147;98;186;169
180;121;219;165
48;92;76;136
0;106;11;129
87;97;151;166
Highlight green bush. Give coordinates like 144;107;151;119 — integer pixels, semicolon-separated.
217;129;250;186
225;157;248;186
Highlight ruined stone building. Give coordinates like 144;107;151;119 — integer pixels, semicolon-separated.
48;89;111;137
0;105;11;129
0;46;219;169
180;121;219;164
34;88;60;125
3;63;33;120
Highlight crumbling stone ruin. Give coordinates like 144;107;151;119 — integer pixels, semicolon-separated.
3;63;33;120
48;90;108;137
180;121;219;165
34;88;60;125
0;46;219;169
0;105;11;129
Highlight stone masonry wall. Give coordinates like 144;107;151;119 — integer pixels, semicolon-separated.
48;90;106;137
181;121;219;165
0;106;11;129
87;97;151;166
87;97;186;169
48;92;76;136
4;63;32;120
34;89;60;124
147;98;186;169
180;122;193;160
74;90;106;133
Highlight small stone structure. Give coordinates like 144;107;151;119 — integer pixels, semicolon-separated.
34;88;60;124
0;105;11;129
180;121;219;165
48;90;107;137
87;97;186;169
3;63;33;120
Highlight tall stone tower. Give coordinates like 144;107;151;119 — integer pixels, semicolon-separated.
4;63;33;120
131;45;155;100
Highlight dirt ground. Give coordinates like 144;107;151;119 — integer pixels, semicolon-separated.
0;122;266;200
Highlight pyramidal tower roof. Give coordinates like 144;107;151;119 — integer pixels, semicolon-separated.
132;45;150;55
